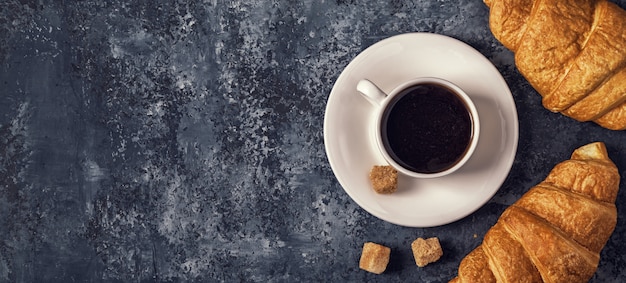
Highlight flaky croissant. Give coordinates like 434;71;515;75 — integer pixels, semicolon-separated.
485;0;626;130
450;142;620;282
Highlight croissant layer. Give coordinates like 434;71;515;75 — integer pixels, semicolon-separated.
451;142;620;282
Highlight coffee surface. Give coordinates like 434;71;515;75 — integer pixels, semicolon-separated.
383;84;472;173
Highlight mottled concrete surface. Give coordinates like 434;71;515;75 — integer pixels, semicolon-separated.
2;0;626;282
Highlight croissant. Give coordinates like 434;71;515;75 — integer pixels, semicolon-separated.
450;142;620;282
484;0;626;130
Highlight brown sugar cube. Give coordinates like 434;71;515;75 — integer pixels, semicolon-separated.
411;237;443;267
369;165;398;194
359;242;391;274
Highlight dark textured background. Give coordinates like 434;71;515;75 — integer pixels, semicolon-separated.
2;0;626;282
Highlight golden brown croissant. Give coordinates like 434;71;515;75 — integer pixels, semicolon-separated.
450;142;620;282
484;0;626;130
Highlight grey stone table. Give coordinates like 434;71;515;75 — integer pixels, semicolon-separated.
2;0;626;282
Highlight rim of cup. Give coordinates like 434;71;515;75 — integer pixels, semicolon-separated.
365;77;480;178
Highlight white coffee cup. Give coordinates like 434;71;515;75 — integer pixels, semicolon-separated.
357;77;480;178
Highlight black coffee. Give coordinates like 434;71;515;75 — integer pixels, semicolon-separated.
382;83;473;174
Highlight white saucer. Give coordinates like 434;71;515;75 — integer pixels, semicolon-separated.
323;33;519;227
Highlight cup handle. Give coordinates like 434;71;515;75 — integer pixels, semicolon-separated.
357;79;388;106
